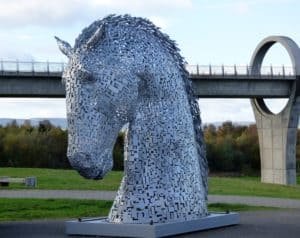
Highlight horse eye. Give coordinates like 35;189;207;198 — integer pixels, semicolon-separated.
78;69;95;84
62;71;71;85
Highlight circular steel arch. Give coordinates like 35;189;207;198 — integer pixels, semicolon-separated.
250;35;300;115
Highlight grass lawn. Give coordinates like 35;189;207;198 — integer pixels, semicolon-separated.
0;198;112;221
1;167;300;199
0;198;276;221
209;176;300;199
0;167;122;191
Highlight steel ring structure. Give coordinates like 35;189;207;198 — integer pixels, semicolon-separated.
250;36;300;185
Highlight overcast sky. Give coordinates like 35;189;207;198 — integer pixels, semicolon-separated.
0;0;298;122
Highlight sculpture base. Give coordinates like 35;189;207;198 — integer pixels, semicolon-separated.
65;212;239;238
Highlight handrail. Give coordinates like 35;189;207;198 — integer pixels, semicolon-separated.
0;60;65;74
186;64;295;77
0;60;295;77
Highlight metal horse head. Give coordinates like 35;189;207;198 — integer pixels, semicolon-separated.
55;23;140;179
56;15;208;224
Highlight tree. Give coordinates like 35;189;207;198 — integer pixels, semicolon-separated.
204;122;260;174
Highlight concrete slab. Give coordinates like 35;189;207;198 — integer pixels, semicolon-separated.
65;213;239;238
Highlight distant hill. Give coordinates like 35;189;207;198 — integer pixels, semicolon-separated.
0;118;67;129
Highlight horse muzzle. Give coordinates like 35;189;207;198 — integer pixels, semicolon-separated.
68;152;104;180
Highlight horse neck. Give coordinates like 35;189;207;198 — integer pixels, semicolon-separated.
125;67;198;175
135;64;191;127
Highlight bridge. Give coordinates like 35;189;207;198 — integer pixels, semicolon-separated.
0;61;295;98
1;35;300;186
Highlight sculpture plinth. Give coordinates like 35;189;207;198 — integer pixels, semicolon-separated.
66;213;239;238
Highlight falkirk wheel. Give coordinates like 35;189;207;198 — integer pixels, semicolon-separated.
250;36;300;185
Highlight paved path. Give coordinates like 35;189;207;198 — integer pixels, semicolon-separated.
1;210;300;238
1;189;300;208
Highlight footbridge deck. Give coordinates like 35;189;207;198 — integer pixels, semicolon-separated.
0;61;296;98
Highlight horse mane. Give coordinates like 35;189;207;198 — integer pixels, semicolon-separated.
75;14;208;197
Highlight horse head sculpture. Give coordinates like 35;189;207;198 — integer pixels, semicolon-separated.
56;14;208;224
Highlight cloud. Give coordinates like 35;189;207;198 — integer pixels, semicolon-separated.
204;0;294;15
198;98;290;123
17;34;32;40
233;2;250;15
90;0;192;9
0;98;288;122
263;99;288;114
204;1;250;15
148;16;170;29
0;0;87;27
198;99;255;123
0;0;192;28
0;49;35;61
0;98;66;118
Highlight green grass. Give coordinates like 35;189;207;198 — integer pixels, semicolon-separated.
0;167;122;191
0;198;276;221
1;167;300;200
208;203;277;212
0;198;112;221
209;176;300;199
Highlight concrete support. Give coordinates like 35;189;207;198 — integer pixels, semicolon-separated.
250;36;300;185
251;92;300;185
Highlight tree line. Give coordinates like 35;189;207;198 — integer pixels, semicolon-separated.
0;120;299;174
0;119;124;171
0;120;69;169
204;122;260;175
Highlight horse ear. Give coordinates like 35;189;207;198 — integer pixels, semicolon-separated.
86;25;105;49
54;36;73;58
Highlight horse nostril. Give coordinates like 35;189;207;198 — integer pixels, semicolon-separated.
68;152;92;173
69;152;90;162
93;169;104;180
68;152;108;180
68;152;101;179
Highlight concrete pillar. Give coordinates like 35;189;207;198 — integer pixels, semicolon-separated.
251;92;300;185
250;36;300;185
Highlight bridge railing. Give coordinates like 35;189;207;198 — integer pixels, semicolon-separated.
0;60;65;74
186;64;295;77
0;60;295;77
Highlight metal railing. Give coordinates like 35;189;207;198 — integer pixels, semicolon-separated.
186;64;295;77
0;60;65;74
0;60;295;77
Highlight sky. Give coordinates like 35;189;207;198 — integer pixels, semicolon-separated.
0;0;298;123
